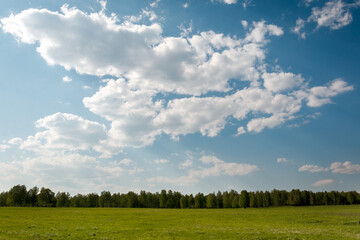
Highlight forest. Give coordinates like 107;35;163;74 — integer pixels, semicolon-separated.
0;185;359;208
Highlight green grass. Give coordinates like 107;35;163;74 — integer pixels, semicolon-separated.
0;206;359;239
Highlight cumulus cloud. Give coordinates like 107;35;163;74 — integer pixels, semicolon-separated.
312;179;334;186
309;0;359;30
299;161;360;174
305;79;354;107
298;164;329;172
148;155;258;186
330;161;360;174
262;72;304;92
20;112;107;153
0;5;353;156
291;0;360;38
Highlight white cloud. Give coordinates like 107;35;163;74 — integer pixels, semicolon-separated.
277;157;290;163
214;0;238;4
330;161;360;174
298;164;329;172
62;76;72;82
236;126;246;136
0;5;353;156
305;79;354;107
194;155;258;177
148;155;258;186
262;72;304;92
299;161;360;175
312;179;334;186
20;112;107;153
183;3;189;8
309;0;360;30
0;144;10;152
241;20;248;28
8;137;23;145
155;159;169;164
180;159;193;169
291;18;306;39
150;0;161;8
119;158;132;166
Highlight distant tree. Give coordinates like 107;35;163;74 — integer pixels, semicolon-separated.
127;191;139;208
87;193;99;207
27;187;39;207
159;190;167;208
222;191;230;208
195;193;205;208
271;189;281;207
206;193;216;208
188;194;195;208
99;191;112;208
346;191;357;205
256;191;264;207
112;193;121;208
56;192;70;207
38;187;56;207
7;185;27;207
138;191;147;208
166;190;175;208
288;189;301;206
180;195;188;208
229;190;239;208
263;191;271;207
0;192;8;206
216;191;223;208
239;190;249;208
249;192;257;208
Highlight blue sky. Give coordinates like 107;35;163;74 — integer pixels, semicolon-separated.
0;0;359;194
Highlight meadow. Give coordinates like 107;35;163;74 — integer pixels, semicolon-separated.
0;205;359;239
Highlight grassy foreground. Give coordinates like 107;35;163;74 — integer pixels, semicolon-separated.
0;206;359;239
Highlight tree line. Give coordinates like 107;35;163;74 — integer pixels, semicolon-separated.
0;185;359;208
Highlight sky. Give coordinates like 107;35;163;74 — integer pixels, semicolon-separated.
0;0;359;195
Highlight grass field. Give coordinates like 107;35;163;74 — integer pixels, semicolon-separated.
0;206;359;239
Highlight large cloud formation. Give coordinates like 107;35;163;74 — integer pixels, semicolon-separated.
0;4;353;158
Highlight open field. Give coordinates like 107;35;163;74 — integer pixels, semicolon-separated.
0;206;359;239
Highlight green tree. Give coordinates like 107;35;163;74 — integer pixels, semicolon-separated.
99;191;112;207
27;187;39;207
222;191;231;208
206;193;216;208
38;187;56;207
0;192;8;206
188;194;194;208
56;192;70;207
7;185;27;207
180;195;188;208
249;192;258;208
239;190;249;208
194;193;205;208
87;193;99;207
216;191;223;208
263;191;271;207
159;190;167;208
